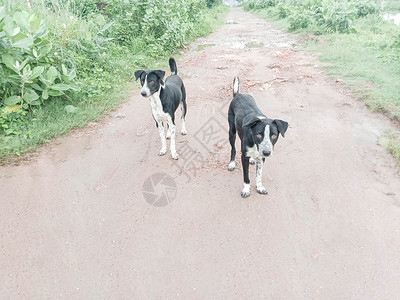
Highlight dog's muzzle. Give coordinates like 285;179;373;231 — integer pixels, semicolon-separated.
262;150;271;157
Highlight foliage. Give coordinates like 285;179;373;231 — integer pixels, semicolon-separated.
354;0;381;17
0;6;79;112
105;0;207;54
0;0;227;162
43;0;100;17
0;108;27;136
206;0;222;8
243;0;382;34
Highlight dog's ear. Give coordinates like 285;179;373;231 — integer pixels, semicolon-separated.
273;119;288;137
242;117;261;128
134;70;144;81
153;70;165;88
154;70;165;80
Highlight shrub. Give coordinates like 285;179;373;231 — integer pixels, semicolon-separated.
106;0;206;54
354;0;381;18
44;0;100;18
0;6;79;110
243;0;382;34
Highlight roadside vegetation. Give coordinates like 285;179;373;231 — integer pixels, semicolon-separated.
0;0;228;164
242;0;400;162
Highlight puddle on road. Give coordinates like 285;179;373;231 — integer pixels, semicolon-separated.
193;16;299;51
196;43;215;51
226;19;239;25
245;41;264;48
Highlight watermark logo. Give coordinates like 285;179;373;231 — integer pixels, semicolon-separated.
142;173;177;207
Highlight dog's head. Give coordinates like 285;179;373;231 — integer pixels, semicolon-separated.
134;69;165;98
243;117;288;158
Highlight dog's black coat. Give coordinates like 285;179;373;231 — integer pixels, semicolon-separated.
134;58;187;159
228;77;288;197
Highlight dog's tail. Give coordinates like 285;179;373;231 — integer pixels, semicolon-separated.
233;77;240;97
169;57;178;75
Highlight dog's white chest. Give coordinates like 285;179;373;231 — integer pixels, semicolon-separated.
246;144;260;159
149;94;169;122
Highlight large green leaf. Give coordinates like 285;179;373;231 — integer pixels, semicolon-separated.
11;31;28;42
1;54;18;73
4;95;21;105
13;11;30;32
3;16;20;37
19;58;29;72
50;83;80;92
33;21;48;39
2;104;22;114
12;37;34;49
49;83;71;91
46;66;58;83
48;90;62;97
30;100;41;106
61;64;68;76
23;88;39;103
31;83;43;91
29;14;41;33
35;38;50;47
30;66;44;79
42;88;48;100
0;6;6;20
37;44;52;57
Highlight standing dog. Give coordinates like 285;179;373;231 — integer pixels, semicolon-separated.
228;77;288;197
134;58;187;160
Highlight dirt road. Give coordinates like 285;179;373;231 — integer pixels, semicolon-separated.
1;8;400;299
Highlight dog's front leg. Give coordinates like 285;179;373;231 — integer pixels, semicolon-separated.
228;131;236;171
166;124;171;139
181;115;187;135
157;122;167;156
168;120;179;160
256;158;268;194
241;154;251;198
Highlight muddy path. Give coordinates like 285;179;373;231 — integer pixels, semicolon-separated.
1;8;400;299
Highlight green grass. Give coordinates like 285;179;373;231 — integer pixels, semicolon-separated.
0;4;229;165
310;15;400;114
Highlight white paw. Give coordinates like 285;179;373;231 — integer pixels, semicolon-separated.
228;161;235;171
249;157;256;165
241;184;250;198
257;186;268;195
166;133;171;139
159;149;167;156
181;129;187;135
241;190;250;198
171;152;179;160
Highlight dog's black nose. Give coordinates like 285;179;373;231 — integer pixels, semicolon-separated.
141;91;147;97
262;150;271;156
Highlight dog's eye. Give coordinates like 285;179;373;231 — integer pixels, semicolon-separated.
271;135;277;139
256;134;262;139
149;80;155;85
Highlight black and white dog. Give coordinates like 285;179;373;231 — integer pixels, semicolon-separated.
228;77;288;198
134;58;187;160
